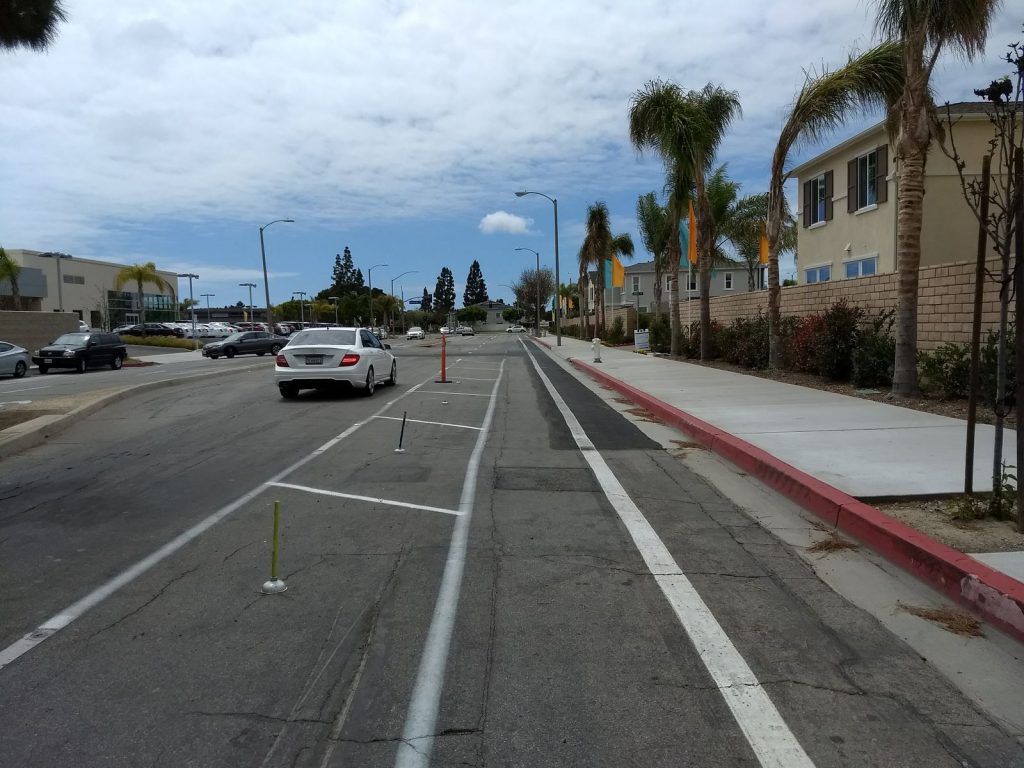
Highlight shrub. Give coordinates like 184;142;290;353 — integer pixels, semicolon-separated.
819;300;862;381
852;310;895;387
119;335;204;349
685;320;721;359
918;342;971;398
606;316;626;345
979;322;1016;406
649;315;671;353
789;315;825;374
773;314;802;369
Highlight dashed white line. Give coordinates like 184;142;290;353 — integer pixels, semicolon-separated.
268;482;462;516
521;342;815;768
416;390;492;397
372;415;482;431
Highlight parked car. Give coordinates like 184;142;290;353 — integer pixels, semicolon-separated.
275;327;396;399
0;341;31;378
457;326;475;336
506;325;527;333
406;326;425;340
32;332;127;373
78;319;89;332
374;327;389;340
439;326;452;335
116;323;178;337
202;331;288;359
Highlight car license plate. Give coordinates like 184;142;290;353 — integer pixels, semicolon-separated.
44;358;53;363
305;355;323;365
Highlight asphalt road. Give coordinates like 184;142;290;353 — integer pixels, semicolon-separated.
0;334;1021;767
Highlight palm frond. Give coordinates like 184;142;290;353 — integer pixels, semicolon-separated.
0;0;68;51
872;0;1000;61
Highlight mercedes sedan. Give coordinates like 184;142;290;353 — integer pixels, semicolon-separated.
275;327;396;399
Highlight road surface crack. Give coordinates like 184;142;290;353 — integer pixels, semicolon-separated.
88;565;200;638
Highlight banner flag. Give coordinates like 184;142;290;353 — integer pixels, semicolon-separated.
687;201;698;265
612;255;625;288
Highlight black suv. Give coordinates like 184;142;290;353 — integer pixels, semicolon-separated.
33;333;128;373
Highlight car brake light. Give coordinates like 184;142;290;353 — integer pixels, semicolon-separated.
276;354;289;367
340;353;360;367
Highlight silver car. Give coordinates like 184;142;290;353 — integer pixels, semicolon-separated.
275;327;397;399
0;341;31;378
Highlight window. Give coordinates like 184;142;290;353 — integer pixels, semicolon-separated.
687;271;697;292
803;171;833;226
665;275;673;293
844;257;877;278
847;145;888;212
724;273;733;290
805;265;831;284
63;274;85;285
631;275;640;293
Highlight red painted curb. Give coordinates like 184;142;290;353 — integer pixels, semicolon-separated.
568;356;1024;643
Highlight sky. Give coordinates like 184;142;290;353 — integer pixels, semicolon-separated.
4;1;1020;309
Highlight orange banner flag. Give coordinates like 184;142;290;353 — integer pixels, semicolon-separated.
687;201;698;265
612;255;625;288
759;232;769;265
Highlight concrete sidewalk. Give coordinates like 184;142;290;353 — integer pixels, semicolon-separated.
533;335;1024;642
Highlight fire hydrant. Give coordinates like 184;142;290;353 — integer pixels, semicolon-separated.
592;338;602;363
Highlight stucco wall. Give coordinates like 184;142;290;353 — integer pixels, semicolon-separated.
0;311;80;354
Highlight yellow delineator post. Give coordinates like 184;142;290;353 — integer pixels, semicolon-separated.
261;500;287;594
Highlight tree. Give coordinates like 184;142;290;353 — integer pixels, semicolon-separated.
636;192;670;317
720;193;797;291
1;0;67;51
420;287;433;313
502;306;525;324
558;282;579;318
433;267;456;312
582;202;634;337
512;267;556;325
766;41;904;368
114;262;173;324
457;305;488;324
0;247;23;310
576;243;593;338
874;0;1001;396
463;260;489;306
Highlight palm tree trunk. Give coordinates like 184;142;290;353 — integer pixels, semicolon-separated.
137;279;145;324
596;261;605;337
667;219;682;356
892;141;927;397
697;177;713;360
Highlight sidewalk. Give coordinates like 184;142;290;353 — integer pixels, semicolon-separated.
533;335;1024;642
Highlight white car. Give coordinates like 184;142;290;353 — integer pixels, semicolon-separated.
406;326;425;340
457;326;474;336
439;326;451;334
276;327;397;399
506;325;527;333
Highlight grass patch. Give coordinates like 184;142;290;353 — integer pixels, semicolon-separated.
807;522;858;554
119;335;204;349
899;603;984;637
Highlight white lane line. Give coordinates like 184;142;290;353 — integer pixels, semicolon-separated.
373;415;482;431
268;482;462;516
0;372;437;672
395;361;505;768
522;343;815;768
417;390;491;397
443;376;498;382
0;384;52;393
449;365;502;371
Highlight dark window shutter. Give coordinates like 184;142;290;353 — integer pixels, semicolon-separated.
802;180;812;228
847;159;858;213
875;145;888;203
824;170;834;221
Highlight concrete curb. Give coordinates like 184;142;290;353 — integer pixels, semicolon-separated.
0;363;266;461
547;346;1024;644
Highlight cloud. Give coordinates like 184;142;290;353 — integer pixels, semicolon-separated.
478;212;532;235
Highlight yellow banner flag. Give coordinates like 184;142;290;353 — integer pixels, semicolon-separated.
568;296;574;310
612;255;625;288
687;201;698;265
759;232;769;265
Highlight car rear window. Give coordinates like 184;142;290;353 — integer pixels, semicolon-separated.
53;333;89;344
288;329;356;346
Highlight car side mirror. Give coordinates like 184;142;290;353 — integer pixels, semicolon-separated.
384;344;391;350
88;340;98;347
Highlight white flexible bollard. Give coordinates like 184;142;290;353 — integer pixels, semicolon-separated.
592;338;602;363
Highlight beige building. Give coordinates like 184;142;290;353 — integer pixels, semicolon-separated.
0;249;178;329
791;102;1001;285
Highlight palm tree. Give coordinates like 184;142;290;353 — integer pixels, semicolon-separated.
1;0;67;51
766;41;905;368
704;165;743;265
576;244;592;338
873;2;1001;396
721;193;798;291
583;202;634;337
558;282;578;319
0;247;23;310
636;192;670;317
630;80;741;359
114;262;173;325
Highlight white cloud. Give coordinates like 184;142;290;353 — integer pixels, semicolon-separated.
478;211;532;235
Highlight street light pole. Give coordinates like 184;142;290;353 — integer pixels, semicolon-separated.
390;270;417;333
329;296;339;325
178;273;199;349
293;291;307;326
201;293;215;322
515;191;561;345
239;282;256;326
259;218;294;335
514;247;541;338
367;263;387;328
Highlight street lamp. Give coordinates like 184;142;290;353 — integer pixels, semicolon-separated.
329;296;339;325
178;273;199;348
292;291;307;326
514;247;541;338
367;263;387;328
239;282;256;326
201;293;215;322
515;190;561;345
259;218;294;334
390;270;417;333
